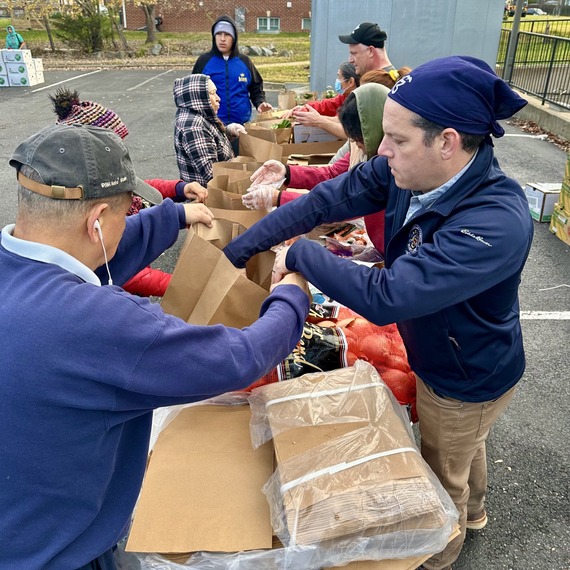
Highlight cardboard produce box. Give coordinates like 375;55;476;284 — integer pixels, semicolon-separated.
549;203;570;245
524;182;561;222
126;402;458;569
1;48;33;63
560;185;570;213
239;132;344;164
293;123;343;143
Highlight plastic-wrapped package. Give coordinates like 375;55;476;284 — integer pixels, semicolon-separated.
250;361;458;556
124;363;457;569
246;305;417;421
249;361;391;449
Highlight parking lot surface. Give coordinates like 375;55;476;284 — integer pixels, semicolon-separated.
0;69;569;569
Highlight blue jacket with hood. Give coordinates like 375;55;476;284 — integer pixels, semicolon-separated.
192;15;267;125
224;141;534;402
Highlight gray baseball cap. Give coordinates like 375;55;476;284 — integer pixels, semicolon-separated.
9;123;163;204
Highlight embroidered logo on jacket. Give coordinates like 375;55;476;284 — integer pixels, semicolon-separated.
461;228;492;247
238;73;248;82
406;224;422;254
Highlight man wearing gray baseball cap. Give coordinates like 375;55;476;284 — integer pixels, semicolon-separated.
339;21;396;75
0;123;310;569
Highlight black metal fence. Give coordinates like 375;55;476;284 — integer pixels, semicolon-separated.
497;20;570;109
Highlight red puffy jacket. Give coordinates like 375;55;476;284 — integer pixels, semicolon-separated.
280;155;386;256
123;178;182;297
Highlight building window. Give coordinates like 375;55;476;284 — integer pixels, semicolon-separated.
302;18;311;31
257;17;280;33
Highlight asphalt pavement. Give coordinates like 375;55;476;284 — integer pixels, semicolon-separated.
0;69;569;570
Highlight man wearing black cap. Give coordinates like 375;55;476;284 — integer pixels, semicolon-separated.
339;21;396;76
224;56;534;569
0;123;309;569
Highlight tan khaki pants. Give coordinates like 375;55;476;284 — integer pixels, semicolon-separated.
415;376;516;569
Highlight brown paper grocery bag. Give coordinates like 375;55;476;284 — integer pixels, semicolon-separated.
208;174;251;196
206;186;245;210
239;133;285;163
212;160;263;176
209;207;265;229
278;89;297;110
193;220;274;290
206;175;251;210
245;122;292;145
161;224;273;328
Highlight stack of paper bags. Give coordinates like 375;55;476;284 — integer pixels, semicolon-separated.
249;361;459;554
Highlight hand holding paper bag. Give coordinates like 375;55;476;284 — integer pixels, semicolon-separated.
182;202;214;227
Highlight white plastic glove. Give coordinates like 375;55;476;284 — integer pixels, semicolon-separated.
250;159;287;186
242;185;277;211
226;123;247;137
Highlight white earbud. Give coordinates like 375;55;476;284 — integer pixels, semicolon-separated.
94;219;113;286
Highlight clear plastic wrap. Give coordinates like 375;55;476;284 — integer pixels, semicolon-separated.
250;361;459;558
125;363;458;569
249;360;393;449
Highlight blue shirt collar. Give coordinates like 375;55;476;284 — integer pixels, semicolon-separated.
404;150;478;224
1;224;101;286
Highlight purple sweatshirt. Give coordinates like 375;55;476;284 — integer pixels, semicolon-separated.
0;199;308;569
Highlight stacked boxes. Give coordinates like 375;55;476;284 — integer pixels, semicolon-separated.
549;153;570;245
0;50;45;87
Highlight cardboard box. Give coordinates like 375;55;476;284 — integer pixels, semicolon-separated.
33;57;43;72
6;61;33;74
0;74;8;87
560;185;570;213
549;203;570;245
8;71;38;86
239;132;344;163
1;48;33;63
524;182;561;222
293;124;343;143
126;395;459;569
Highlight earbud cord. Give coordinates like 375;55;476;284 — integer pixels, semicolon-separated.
98;231;113;286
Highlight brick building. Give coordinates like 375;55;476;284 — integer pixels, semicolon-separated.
123;0;312;33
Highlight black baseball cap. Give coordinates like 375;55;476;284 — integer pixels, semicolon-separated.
339;22;388;48
10;123;163;204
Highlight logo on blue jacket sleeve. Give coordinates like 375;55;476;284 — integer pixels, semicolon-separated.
406;224;423;254
238;73;248;82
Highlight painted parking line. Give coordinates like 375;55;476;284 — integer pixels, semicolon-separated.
127;69;173;91
31;69;103;93
520;311;570;320
503;133;549;140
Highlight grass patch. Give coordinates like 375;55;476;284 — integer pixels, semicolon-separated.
0;19;311;82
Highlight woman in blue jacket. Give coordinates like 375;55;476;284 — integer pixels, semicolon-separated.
192;15;273;127
224;56;533;570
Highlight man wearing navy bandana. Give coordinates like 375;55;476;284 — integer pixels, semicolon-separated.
224;56;533;569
